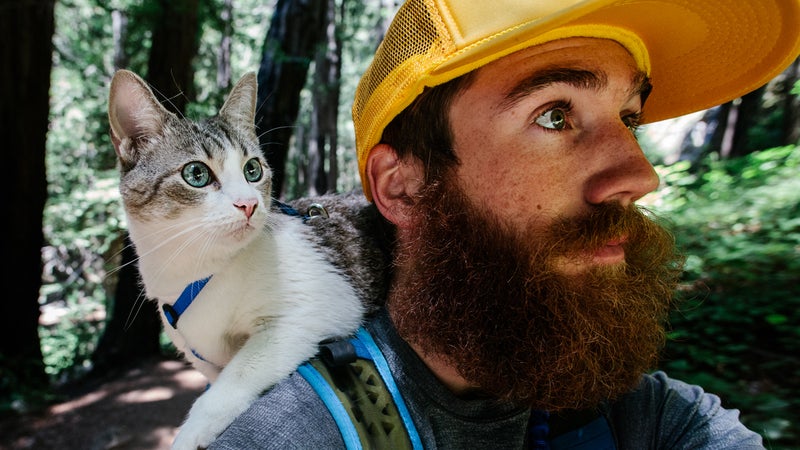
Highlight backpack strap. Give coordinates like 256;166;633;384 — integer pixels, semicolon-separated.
298;327;423;450
300;328;617;449
297;362;362;448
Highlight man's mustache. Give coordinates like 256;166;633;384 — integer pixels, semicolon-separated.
545;203;662;257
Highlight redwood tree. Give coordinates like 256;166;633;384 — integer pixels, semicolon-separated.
0;0;55;405
256;0;329;198
308;0;342;196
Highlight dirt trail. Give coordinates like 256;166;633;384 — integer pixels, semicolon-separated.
0;358;206;450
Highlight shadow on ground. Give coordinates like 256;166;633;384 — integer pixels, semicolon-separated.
0;358;205;450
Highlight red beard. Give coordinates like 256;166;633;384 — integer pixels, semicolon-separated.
389;178;683;411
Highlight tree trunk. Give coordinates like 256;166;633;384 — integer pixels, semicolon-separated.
309;0;341;195
111;9;129;71
307;94;323;195
92;0;201;374
702;101;730;158
146;0;200;114
217;0;233;91
724;86;765;158
90;236;165;375
255;0;328;198
0;0;55;404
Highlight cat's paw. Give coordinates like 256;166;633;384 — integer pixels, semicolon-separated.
171;418;219;450
170;386;253;450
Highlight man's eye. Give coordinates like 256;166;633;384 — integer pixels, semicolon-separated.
534;108;568;130
623;112;643;133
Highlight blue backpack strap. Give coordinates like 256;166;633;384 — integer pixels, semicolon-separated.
297;362;363;450
298;327;422;450
351;328;423;450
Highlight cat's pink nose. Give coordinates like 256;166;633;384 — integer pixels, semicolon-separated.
234;199;258;218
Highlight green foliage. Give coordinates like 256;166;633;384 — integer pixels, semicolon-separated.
792;79;800;96
40;172;124;382
653;145;800;448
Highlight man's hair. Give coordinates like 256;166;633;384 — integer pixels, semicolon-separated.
379;72;476;184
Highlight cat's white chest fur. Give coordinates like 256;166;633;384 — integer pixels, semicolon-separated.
159;216;364;379
141;213;365;449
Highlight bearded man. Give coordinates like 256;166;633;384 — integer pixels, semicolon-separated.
210;0;800;448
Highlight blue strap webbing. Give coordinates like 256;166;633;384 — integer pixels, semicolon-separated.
299;329;616;450
297;362;363;450
162;275;212;328
273;199;302;218
298;327;423;450
353;328;423;450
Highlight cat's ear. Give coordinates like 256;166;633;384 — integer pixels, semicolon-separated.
108;70;171;159
219;72;257;133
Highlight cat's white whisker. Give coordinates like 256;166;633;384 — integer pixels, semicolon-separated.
104;253;138;278
123;290;151;332
149;226;216;288
256;124;298;141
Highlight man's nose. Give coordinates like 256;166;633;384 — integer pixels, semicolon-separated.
583;122;659;207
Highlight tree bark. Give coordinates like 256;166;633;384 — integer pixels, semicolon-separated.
725;86;766;158
90;236;164;375
217;0;233;91
256;0;328;198
0;0;55;403
146;0;200;114
92;0;201;374
111;9;129;71
308;0;342;196
703;102;731;160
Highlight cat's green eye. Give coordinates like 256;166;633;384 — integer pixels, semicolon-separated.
182;162;212;187
243;158;263;182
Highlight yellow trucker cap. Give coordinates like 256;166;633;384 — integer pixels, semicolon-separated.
353;0;800;200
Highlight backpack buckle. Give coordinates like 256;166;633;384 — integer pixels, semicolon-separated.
319;339;358;367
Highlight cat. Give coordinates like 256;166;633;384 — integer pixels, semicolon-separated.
107;69;387;449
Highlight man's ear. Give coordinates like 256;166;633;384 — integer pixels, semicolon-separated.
366;143;424;228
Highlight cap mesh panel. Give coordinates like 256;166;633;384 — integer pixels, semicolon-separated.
353;0;451;167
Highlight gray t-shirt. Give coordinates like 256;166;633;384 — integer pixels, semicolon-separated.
209;309;763;449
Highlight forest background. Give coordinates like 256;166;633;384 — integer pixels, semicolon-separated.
2;0;799;448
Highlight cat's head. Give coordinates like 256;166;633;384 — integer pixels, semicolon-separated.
108;70;272;269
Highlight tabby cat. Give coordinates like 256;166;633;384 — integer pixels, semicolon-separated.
107;69;386;449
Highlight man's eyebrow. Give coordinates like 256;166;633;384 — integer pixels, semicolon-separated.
500;68;606;111
498;67;652;111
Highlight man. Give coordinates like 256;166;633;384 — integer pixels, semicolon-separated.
211;0;800;448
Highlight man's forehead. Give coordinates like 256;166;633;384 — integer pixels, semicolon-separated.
476;38;637;83
468;39;649;108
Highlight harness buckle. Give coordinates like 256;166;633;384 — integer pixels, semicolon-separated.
162;303;180;328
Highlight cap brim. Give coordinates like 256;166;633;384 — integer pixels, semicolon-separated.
432;0;800;124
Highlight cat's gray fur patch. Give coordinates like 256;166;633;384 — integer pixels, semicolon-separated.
288;190;391;314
